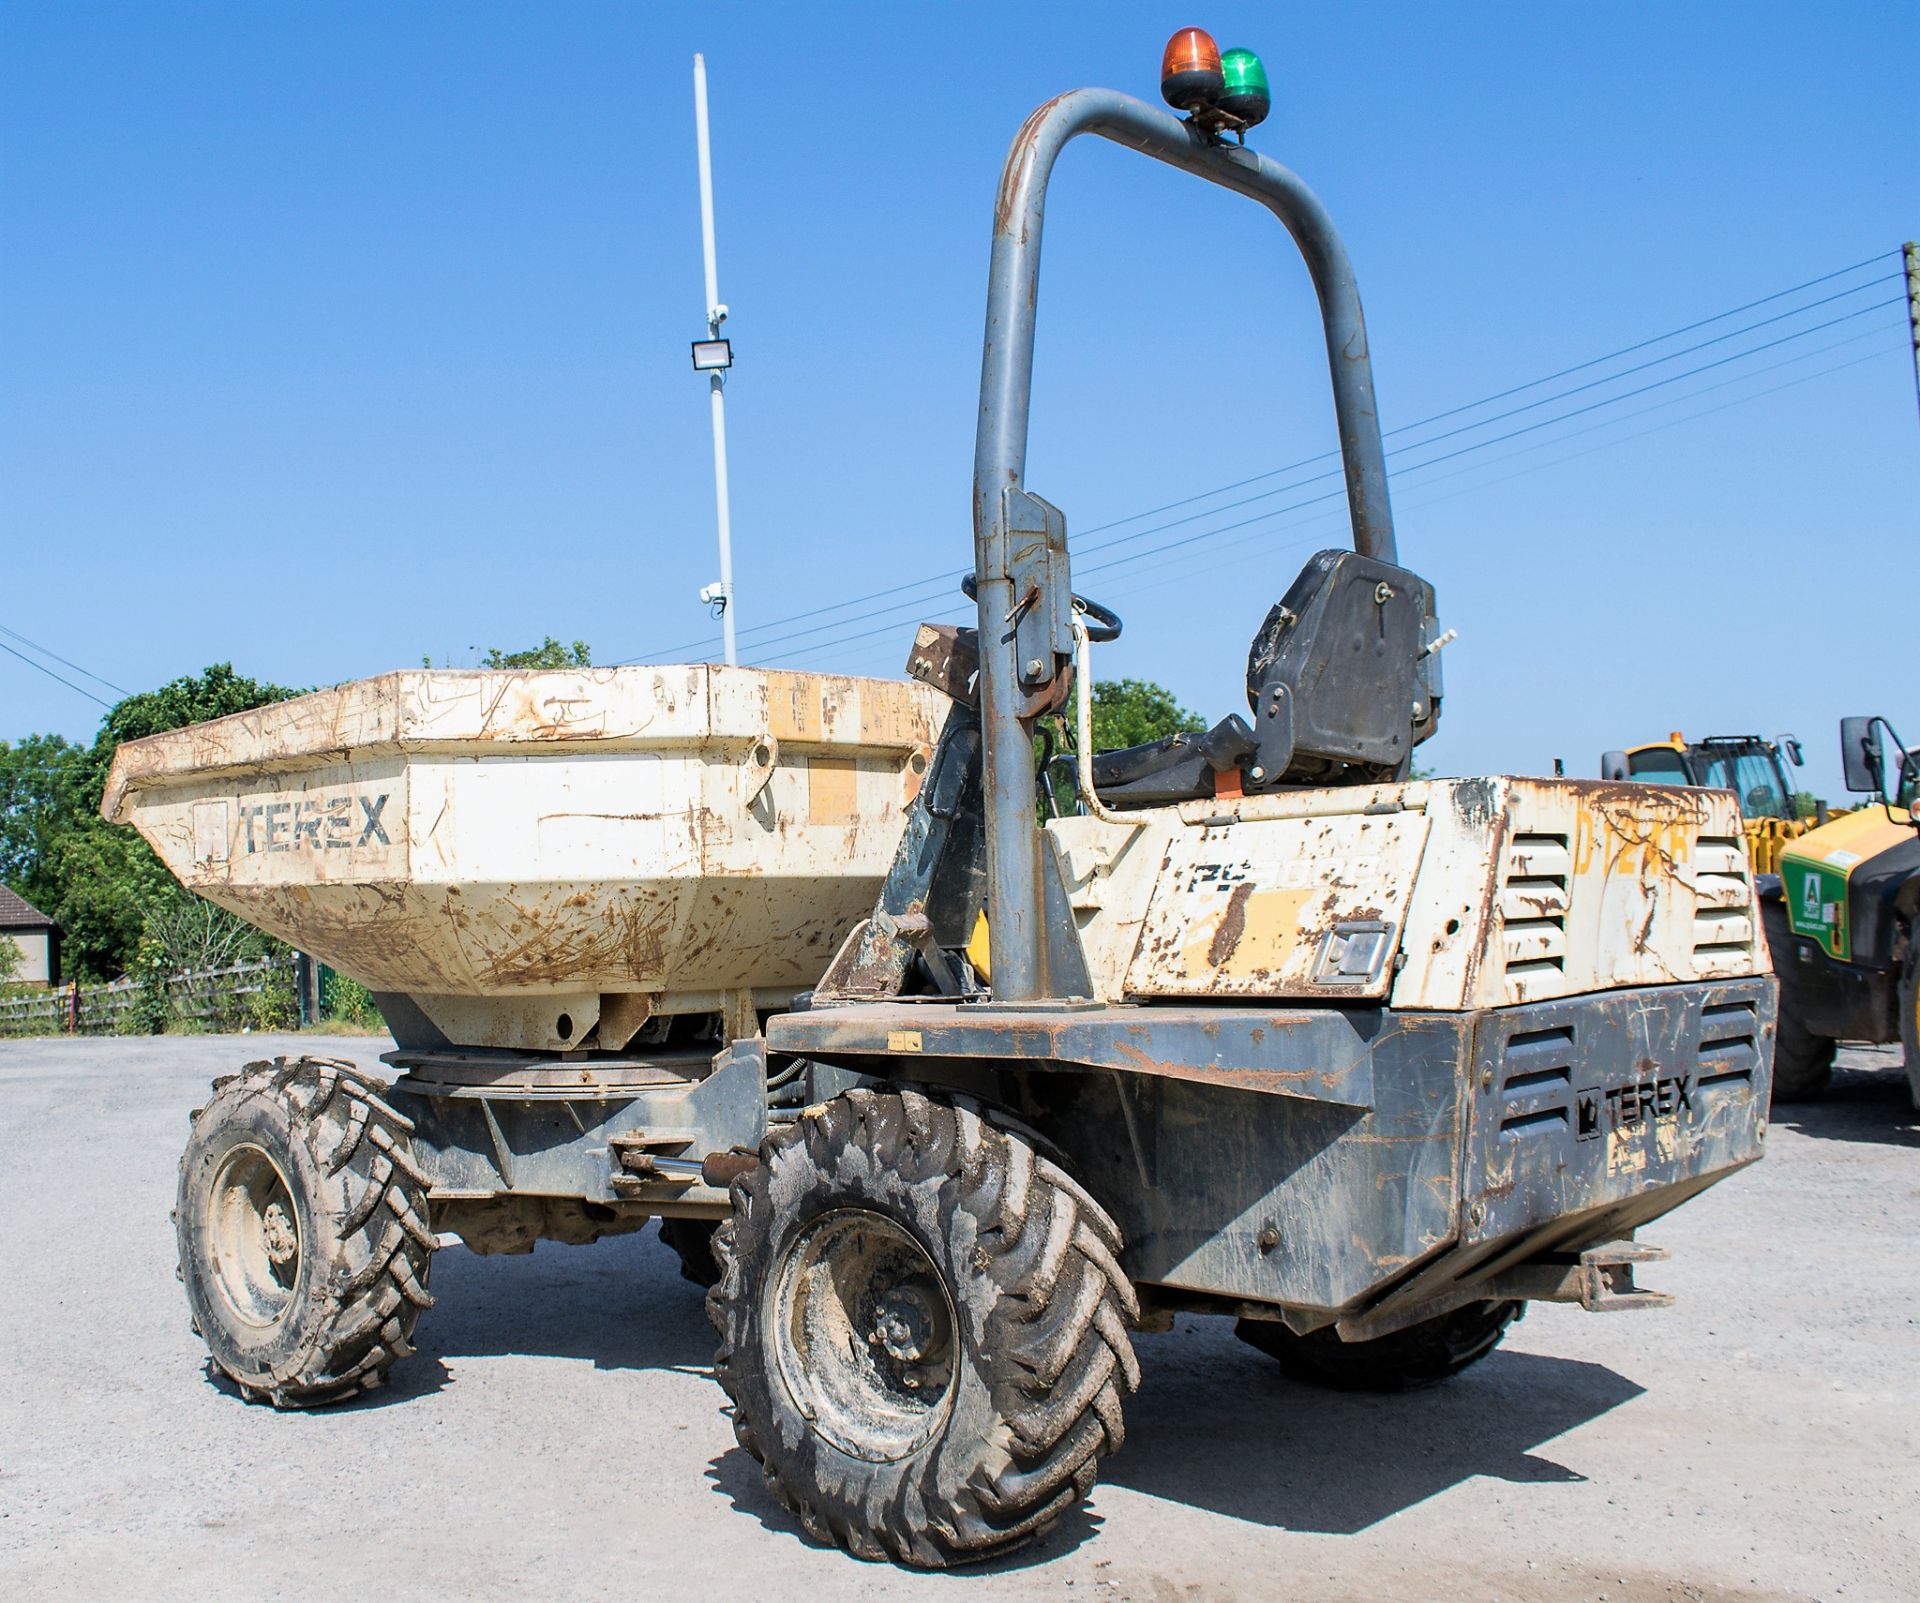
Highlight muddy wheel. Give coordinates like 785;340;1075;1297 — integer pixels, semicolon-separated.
659;1216;722;1288
176;1056;435;1407
1763;902;1836;1101
1900;930;1919;1111
1236;1300;1522;1392
707;1088;1139;1568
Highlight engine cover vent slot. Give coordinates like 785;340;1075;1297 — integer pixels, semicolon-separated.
1696;997;1760;1089
1501;833;1570;994
1692;835;1755;977
1496;1022;1575;1139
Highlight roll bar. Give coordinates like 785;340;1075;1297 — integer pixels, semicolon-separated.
971;89;1399;1002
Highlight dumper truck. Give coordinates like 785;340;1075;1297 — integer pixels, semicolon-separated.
107;30;1775;1569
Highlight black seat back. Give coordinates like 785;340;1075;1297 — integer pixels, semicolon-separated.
1244;550;1441;788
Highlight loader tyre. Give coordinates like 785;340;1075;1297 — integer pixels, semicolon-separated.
659;1216;722;1288
176;1055;435;1407
1762;902;1835;1101
1235;1299;1522;1392
707;1088;1139;1568
1900;931;1919;1112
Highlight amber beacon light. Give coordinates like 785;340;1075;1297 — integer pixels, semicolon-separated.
1159;26;1224;112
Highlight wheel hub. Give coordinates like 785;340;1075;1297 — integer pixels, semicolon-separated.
261;1200;298;1267
205;1144;302;1328
870;1284;937;1365
772;1209;960;1463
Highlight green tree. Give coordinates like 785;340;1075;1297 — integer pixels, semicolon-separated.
1088;678;1205;751
0;733;92;918
482;637;592;669
42;823;180;984
142;894;269;975
96;662;302;750
1039;678;1205;818
323;972;384;1028
1;664;305;980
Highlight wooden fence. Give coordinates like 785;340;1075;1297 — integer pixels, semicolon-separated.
0;956;296;1037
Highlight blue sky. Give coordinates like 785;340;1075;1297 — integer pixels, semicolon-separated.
2;2;1915;802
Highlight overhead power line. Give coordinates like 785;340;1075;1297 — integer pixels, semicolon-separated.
1327;249;1898;444
742;301;1907;664
1086;327;1910;609
0;636;111;708
1388;296;1902;477
618;249;1901;666
753;317;1909;668
1065;261;1904;559
785;332;1905;677
0;623;129;697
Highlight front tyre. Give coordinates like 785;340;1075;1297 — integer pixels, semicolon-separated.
1762;902;1835;1101
177;1056;435;1407
707;1088;1139;1568
1236;1300;1522;1392
1899;930;1919;1112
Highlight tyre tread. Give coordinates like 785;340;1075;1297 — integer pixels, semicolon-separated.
707;1089;1136;1568
178;1056;434;1408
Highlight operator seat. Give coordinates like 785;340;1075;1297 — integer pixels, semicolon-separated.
1089;549;1443;807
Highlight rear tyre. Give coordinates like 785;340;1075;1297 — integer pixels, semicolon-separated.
659;1216;722;1288
707;1087;1139;1568
1773;1010;1838;1101
176;1056;435;1407
1763;902;1836;1101
1236;1300;1521;1392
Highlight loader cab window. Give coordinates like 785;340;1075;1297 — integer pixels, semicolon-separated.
1627;748;1689;787
1735;755;1789;820
1694;751;1790;821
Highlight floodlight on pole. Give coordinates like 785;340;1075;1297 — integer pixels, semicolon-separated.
693;52;737;665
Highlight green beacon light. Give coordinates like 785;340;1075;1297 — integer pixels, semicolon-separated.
1218;48;1271;128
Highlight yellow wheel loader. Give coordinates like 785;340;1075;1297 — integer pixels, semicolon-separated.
1600;731;1821;873
1761;717;1919;1102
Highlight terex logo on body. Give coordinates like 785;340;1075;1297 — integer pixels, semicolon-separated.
1575;1073;1694;1141
1184;854;1381;892
238;794;391;853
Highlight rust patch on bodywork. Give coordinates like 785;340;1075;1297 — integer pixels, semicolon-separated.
1207;882;1254;968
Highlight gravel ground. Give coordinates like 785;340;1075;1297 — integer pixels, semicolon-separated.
1;1032;1913;1602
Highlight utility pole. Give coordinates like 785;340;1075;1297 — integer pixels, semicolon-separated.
692;52;738;665
1905;241;1920;429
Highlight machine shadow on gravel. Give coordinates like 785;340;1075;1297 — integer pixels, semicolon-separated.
1769;1058;1918;1149
195;1229;712;1410
199;1350;453;1409
417;1232;716;1375
702;1445;1106;1570
703;1326;1641;1554
1102;1332;1643;1535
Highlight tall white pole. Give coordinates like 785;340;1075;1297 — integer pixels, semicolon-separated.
693;53;737;666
